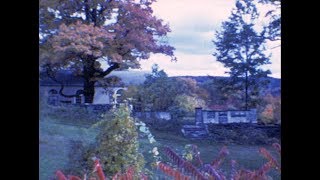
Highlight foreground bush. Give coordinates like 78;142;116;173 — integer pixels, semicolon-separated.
159;143;281;180
84;105;145;177
56;158;147;180
56;143;280;180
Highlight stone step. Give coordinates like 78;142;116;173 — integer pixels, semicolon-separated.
181;125;209;139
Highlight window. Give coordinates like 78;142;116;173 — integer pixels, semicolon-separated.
48;89;58;105
49;89;58;94
207;111;215;119
75;90;84;104
230;111;246;117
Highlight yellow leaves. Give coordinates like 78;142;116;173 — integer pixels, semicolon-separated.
260;104;274;123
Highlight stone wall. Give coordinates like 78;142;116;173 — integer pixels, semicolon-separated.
40;86;84;104
133;111;171;121
182;107;209;139
133;108;257;125
202;109;257;124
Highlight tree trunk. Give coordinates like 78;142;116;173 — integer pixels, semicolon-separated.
245;71;248;110
83;79;95;103
83;56;96;104
82;60;120;103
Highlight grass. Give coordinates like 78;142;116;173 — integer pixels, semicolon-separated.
39;112;280;180
39;118;98;180
150;129;281;179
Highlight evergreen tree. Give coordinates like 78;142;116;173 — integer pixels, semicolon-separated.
213;0;271;110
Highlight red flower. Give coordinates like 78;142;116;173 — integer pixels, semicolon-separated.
55;170;67;180
93;159;106;180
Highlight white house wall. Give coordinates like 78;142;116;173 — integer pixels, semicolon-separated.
93;87;110;104
40;86;124;105
40;86;84;103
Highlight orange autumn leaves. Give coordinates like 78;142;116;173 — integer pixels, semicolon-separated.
51;21;114;59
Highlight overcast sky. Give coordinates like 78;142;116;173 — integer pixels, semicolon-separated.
135;0;281;78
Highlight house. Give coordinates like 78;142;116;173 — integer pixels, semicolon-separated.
39;69;147;106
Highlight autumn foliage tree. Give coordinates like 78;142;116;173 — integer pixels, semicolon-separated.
39;0;175;103
259;93;281;124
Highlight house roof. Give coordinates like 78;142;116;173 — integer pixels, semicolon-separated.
40;70;85;86
39;69;147;86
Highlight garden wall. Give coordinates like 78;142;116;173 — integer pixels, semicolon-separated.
133;108;257;124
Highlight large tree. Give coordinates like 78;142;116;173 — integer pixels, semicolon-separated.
39;0;176;103
259;0;281;41
213;0;271;110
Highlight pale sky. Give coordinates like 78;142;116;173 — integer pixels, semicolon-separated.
136;0;281;78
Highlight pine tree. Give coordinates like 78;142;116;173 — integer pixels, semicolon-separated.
213;0;271;110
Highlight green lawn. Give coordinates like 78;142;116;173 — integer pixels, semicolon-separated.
149;130;281;179
40;118;280;180
39;118;98;180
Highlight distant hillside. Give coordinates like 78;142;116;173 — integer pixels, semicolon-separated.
110;71;280;88
106;71;281;96
106;70;149;85
171;75;281;96
171;75;228;83
172;75;280;84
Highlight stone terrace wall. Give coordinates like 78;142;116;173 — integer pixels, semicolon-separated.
202;109;257;124
133;108;257;124
133;111;171;122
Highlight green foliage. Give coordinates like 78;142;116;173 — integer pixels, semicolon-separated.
169;94;206;118
258;0;281;41
124;64;208;114
123;64;174;111
182;144;203;168
135;120;162;174
213;0;271;110
91;105;145;176
145;64;169;82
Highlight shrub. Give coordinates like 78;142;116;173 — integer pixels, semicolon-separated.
55;143;281;179
86;105;145;177
55;158;148;180
158;144;281;180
